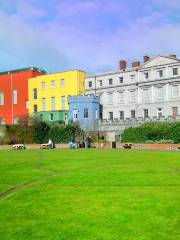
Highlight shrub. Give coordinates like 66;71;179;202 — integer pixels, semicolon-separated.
144;140;154;144
121;121;180;143
155;139;174;144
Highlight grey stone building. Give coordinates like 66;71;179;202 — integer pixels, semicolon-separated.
85;55;180;141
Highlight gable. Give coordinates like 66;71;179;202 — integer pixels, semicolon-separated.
142;55;179;68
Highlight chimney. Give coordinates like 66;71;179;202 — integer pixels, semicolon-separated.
119;59;127;71
132;61;140;68
169;54;176;59
143;55;150;63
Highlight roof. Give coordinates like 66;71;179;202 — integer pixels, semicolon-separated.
0;67;47;75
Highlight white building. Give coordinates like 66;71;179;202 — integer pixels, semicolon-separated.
85;55;180;141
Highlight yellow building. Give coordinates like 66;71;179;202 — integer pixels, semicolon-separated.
28;70;85;115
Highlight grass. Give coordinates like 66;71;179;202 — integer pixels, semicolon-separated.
0;149;180;240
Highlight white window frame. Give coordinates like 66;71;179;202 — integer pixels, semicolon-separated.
60;79;65;87
107;92;113;104
51;97;55;111
0;118;5;125
73;109;78;121
42;98;46;111
0;92;4;105
129;90;136;103
26;101;28;109
61;96;65;110
172;67;178;76
156;87;164;100
50;80;56;89
41;82;46;90
84;108;89;118
88;81;92;88
172;85;178;99
13;90;17;104
119;91;124;104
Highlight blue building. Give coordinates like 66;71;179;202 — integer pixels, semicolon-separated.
68;95;100;131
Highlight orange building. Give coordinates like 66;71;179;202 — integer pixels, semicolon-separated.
0;67;45;125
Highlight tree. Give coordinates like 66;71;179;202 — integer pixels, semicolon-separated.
33;120;50;144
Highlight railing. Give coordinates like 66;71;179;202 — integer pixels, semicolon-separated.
99;115;180;126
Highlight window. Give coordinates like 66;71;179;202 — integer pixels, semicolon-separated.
143;88;150;103
0;92;4;105
49;113;54;121
99;80;102;87
144;72;149;80
95;109;98;119
119;92;124;104
158;70;163;78
13;90;17;104
33;89;37;100
25;101;28;109
60;79;65;87
73;109;78;121
129;90;136;103
84;108;89;118
61;96;65;110
172;85;178;98
130;74;135;81
157;108;162;117
131;110;135;119
172;107;178;118
13;118;18;124
156;87;163;100
33;105;38;113
88;81;92;88
40;114;43;120
51;97;55;110
100;105;103;119
144;109;149;118
120;111;124;120
119;77;123;83
41;82;46;89
42;98;46;111
107;93;113;104
109;79;113;85
109;112;113;120
64;113;68;122
173;68;178;76
0;118;5;125
50;80;55;89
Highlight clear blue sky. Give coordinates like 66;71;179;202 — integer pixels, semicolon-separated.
0;0;180;73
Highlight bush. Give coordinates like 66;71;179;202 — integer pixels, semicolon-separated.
121;121;180;143
155;139;174;144
144;140;154;144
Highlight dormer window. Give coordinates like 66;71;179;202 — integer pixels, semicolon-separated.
144;72;149;80
173;68;178;76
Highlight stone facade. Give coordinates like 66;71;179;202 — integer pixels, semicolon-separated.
85;55;180;141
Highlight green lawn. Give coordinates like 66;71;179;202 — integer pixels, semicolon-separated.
0;149;180;240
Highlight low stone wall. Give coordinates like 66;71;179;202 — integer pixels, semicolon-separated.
0;144;69;150
94;143;180;150
0;143;179;151
117;143;180;151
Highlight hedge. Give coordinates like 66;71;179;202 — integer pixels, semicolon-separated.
121;121;180;143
